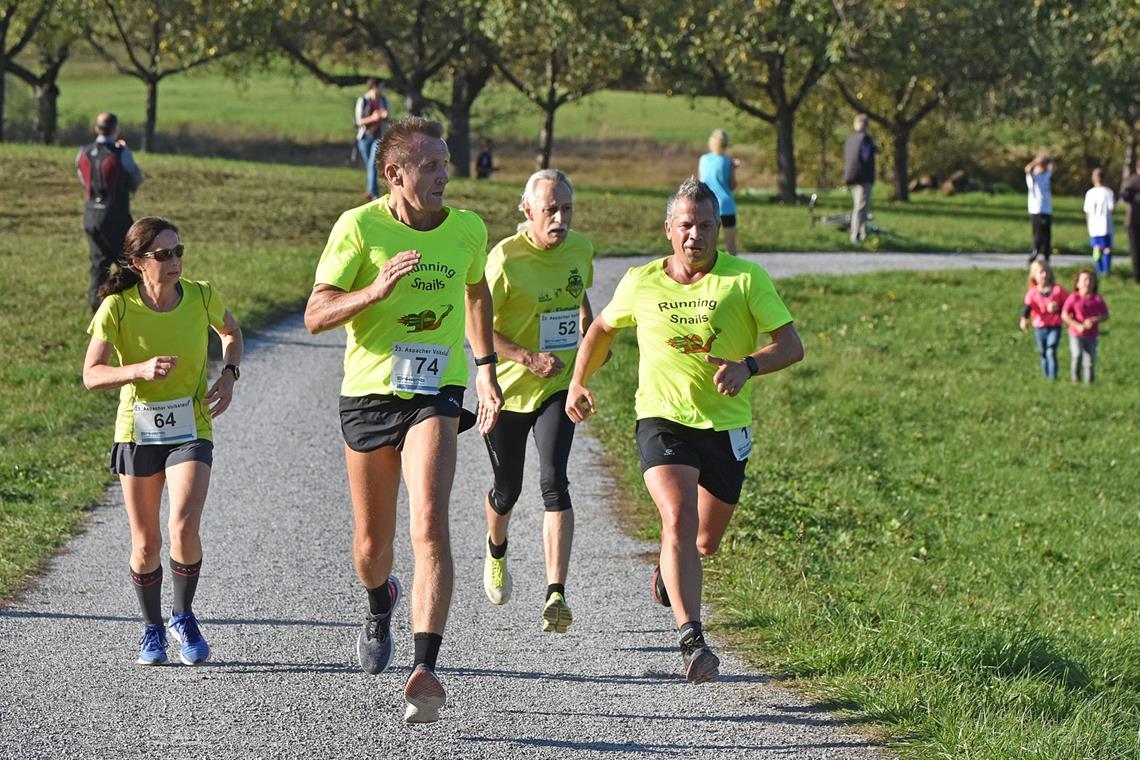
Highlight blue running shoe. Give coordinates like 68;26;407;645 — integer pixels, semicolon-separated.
358;575;402;675
136;624;168;666
168;611;210;665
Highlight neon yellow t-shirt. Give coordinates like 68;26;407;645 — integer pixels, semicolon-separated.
88;279;228;443
601;253;793;431
487;229;595;413
314;196;488;397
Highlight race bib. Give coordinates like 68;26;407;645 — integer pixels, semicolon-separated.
728;426;753;461
539;309;580;352
133;396;197;445
391;342;450;395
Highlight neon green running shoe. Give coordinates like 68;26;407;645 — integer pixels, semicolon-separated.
483;535;512;605
542;592;573;633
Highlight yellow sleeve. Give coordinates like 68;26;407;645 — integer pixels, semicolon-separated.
88;293;122;344
464;213;489;285
315;212;365;291
198;281;227;329
601;268;638;329
748;267;793;334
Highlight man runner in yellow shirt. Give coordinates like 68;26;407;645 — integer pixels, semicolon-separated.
305;117;503;723
481;169;595;633
566;177;804;683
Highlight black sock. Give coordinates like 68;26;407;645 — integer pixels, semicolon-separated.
678;620;703;646
488;536;507;560
130;566;164;626
367;581;392;616
546;583;565;601
170;558;201;616
413;632;443;671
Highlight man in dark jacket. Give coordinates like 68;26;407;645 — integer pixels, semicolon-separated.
75;112;144;310
843;113;877;244
1120;160;1140;283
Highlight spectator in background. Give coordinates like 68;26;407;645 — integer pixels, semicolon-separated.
1025;153;1055;263
76;112;143;311
1119;159;1140;283
1084;167;1115;275
476;139;495;180
698;129;740;255
843;114;877;245
355;77;390;201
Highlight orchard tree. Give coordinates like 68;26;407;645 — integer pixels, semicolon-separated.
482;0;638;169
5;0;81;144
0;0;53;142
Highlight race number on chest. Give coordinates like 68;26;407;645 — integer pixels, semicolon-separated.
133;397;197;445
539;309;579;352
391;342;450;394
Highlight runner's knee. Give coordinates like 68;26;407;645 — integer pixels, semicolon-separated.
659;508;698;541
697;535;722;557
131;533;163;568
539;475;572;512
488;487;519;516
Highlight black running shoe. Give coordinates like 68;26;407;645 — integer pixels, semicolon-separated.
651;564;670;608
357;576;401;675
679;626;720;684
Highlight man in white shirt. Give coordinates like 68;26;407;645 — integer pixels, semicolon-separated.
1084;167;1115;274
1026;153;1054;263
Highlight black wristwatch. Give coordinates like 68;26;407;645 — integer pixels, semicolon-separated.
474;353;498;366
743;355;759;376
223;363;241;380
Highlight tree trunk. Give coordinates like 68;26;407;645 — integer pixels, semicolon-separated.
538;104;555;169
448;70;472;178
1122;121;1138;183
34;80;60;144
143;78;158;152
0;56;7;143
892;125;911;202
774;107;797;203
405;88;427;117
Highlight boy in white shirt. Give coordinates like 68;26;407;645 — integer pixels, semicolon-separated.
1025;153;1054;263
1084;167;1115;274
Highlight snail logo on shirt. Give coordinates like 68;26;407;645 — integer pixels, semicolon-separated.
566;268;584;298
397;304;454;332
666;327;721;354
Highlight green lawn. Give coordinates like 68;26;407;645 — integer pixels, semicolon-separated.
587;268;1139;758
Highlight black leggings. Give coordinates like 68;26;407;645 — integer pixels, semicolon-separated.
1031;213;1052;259
484;390;575;513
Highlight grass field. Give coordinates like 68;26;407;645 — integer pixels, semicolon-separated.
587;268;1139;758
2;141;1137;755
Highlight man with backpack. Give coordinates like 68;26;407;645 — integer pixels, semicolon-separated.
76;112;144;311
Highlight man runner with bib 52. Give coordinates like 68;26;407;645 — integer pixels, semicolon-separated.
305;116;502;723
480;169;595;633
83;216;243;667
566;177;803;683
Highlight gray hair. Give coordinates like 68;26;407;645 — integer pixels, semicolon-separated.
666;176;719;220
519;169;574;212
853;113;869;131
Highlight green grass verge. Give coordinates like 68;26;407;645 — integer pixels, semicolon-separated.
586;267;1139;757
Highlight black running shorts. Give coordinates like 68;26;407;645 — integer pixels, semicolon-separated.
635;417;746;504
720;214;737;229
110;439;214;477
340;385;465;453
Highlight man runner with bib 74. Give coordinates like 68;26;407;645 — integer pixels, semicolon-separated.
566;177;803;683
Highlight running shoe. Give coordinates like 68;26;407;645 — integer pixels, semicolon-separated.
542;592;573;633
404;664;447;723
358;575;402;675
168;611;210;665
651;564;671;607
136;623;168;666
679;626;720;684
483;536;512;605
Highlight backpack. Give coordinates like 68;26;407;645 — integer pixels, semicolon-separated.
79;141;125;233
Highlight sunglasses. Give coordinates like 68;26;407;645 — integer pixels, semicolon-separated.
139;244;185;262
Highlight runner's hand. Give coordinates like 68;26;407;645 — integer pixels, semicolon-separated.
707;355;749;397
369;250;421;302
475;368;503;435
1019;317;1028;332
205;372;235;418
136;355;177;382
526;351;564;378
565;383;595;423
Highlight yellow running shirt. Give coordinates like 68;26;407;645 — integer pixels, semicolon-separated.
601;253;793;431
88;279;228;443
315;197;488;397
487;229;594;413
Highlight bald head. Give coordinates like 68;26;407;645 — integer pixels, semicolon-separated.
95;112;119;137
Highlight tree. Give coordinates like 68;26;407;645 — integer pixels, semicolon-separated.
83;0;256;151
0;0;53;142
482;0;637;169
5;0;81;144
658;0;852;203
274;0;490;175
833;0;1021;200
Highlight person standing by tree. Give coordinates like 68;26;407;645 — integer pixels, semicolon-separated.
843;114;877;245
305;117;502;723
1026;153;1055;263
355;78;390;201
76;112;143;311
698;129;741;255
1119;159;1140;283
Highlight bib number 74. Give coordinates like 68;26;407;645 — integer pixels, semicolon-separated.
391;342;450;395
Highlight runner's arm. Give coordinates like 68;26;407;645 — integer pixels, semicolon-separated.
82;336;176;391
747;322;804;376
492;331;563;378
304;250;421;334
565;316;619;423
466;277;504;433
206;309;244;417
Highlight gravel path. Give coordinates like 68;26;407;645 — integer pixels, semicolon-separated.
0;252;1042;759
